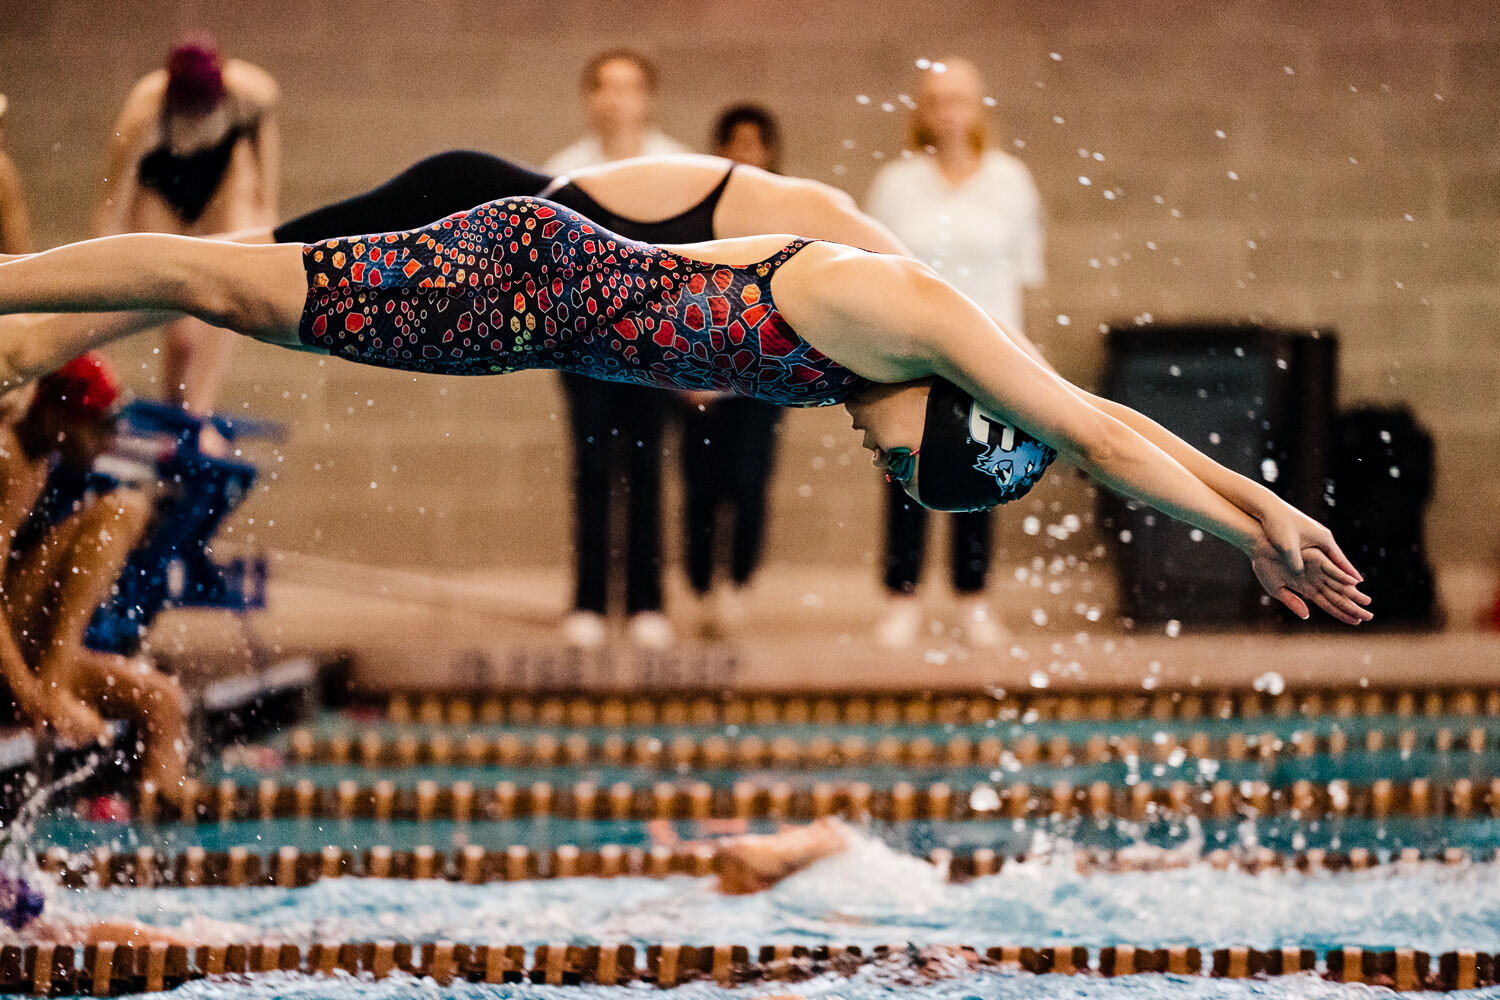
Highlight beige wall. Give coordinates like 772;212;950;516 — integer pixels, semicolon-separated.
2;0;1496;591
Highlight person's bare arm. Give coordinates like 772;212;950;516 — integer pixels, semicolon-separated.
803;253;1370;623
94;75;162;236
0;154;34;254
226;60;281;220
733;171;1057;372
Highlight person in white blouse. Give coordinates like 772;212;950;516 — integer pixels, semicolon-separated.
545;51;690;652
864;57;1046;649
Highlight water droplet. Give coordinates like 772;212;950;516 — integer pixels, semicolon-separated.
969;785;1001;811
1253;671;1286;695
1165;619;1182;638
1028;669;1050;688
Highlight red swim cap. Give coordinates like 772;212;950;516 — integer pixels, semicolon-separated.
31;354;121;421
165;34;226;113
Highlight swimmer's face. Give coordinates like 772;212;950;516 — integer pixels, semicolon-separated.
918;58;986;149
717;122;777;172
588;58;653;134
846;382;929;478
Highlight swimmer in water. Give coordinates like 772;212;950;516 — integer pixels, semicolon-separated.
0;197;1372;624
0;867;188;947
650;817;855;894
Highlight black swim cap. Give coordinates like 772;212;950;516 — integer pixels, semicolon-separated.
905;379;1057;512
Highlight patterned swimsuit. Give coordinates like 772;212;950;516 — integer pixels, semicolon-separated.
297;197;870;407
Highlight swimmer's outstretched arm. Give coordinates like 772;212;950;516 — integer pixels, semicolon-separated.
0;235;307;387
806;251;1370;624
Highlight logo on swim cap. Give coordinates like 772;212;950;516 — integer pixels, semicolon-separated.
909;379;1056;512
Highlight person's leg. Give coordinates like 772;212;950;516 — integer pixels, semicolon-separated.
66;651;188;800
878;480;928;647
0;235;306;386
272;151;552;244
31;489;154;679
884;481;927;595
951;509;1003;646
726;401;782;587
624;386;668;617
950;510;994;594
681;403;719;596
563;373;612;618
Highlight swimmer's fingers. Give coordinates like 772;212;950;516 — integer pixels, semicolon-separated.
1304;550;1373;609
1309;587;1374;625
1321;537;1364;583
1273;587;1311;621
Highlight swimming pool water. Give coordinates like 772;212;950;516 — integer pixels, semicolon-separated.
30;831;1500;956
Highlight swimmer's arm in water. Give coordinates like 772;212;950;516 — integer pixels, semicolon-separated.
809;254;1370;623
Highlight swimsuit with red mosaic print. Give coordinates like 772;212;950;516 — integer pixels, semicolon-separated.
297;197;870;407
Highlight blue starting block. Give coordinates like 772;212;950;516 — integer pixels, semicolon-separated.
80;401;280;655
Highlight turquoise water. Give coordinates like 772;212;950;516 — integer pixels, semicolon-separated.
280;711;1500;747
104;967;1500;999
30;831;1500;955
206;749;1500;789
31;812;1496;856
18;708;1500;999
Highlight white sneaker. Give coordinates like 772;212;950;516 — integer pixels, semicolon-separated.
958;596;1006;648
628;611;676;650
561;610;607;650
875;595;923;649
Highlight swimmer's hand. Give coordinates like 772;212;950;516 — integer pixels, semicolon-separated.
1249;536;1373;624
1253;502;1363;583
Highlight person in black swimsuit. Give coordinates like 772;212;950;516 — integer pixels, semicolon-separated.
94;33;279;432
0;195;1374;627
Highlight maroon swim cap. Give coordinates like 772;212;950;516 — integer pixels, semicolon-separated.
165;34;226;113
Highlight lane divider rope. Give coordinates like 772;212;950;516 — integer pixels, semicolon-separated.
132;775;1500;824
0;940;1492;994
40;841;1494;890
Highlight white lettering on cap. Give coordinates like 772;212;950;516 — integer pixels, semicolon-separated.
968;401;1015;451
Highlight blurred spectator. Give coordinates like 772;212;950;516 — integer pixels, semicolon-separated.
0;356;188;801
679;105;787;636
545;51;689;650
94;34;279;432
0;94;35;253
864;57;1045;649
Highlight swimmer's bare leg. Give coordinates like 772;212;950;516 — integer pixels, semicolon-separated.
0;234;306;388
31;489;189;800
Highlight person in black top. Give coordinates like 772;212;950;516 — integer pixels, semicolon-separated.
678;106;788;636
94;33;279;435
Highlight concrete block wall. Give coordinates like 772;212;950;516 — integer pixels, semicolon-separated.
1;0;1496;599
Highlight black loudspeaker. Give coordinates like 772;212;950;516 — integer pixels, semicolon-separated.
1100;324;1338;625
1325;406;1439;629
